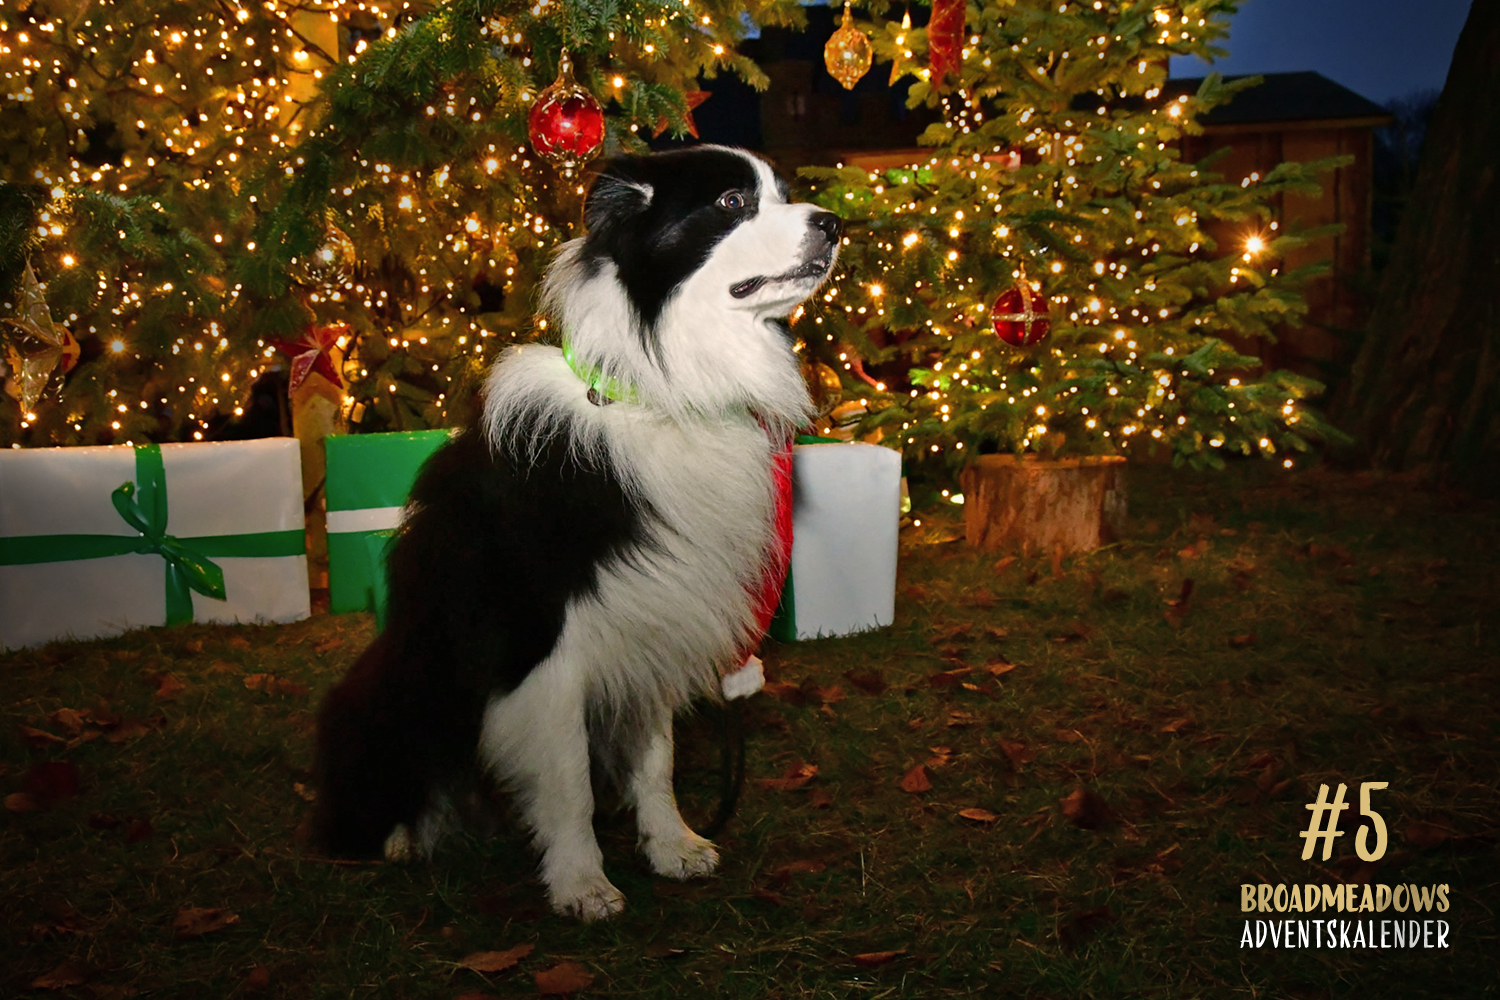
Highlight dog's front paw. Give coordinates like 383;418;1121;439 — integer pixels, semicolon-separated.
548;872;626;922
383;824;417;863
643;832;720;880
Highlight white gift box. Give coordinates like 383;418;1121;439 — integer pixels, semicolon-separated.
0;438;309;650
769;441;902;641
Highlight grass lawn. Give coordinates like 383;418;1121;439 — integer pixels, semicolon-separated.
3;461;1497;999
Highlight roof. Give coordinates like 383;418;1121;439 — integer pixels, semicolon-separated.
1167;71;1393;127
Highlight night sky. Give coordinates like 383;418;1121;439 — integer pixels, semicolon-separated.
1169;0;1472;104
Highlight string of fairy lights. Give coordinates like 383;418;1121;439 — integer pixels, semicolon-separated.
2;0;768;446
800;0;1328;473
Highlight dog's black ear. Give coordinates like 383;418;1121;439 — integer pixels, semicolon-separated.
583;161;654;243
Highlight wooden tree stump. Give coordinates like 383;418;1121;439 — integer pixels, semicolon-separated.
959;455;1127;554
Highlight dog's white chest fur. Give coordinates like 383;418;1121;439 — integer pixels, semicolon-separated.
481;344;778;704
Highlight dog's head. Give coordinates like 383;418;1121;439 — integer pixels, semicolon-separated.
542;146;838;426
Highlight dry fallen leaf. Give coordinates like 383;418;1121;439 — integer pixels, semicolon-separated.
757;762;818;792
459;943;535;974
172;906;240;939
964;587;996;609
999;741;1036;767
534;961;594;995
313;637;344;654
19;724;65;746
761;680;803;703
1163;579;1195;627
1060;787;1112;830
30;960;91;990
1228;633;1257;648
770;859;828;878
805;683;845;705
984;660;1017;677
228;636;251;650
49;708;90;735
153;673;186;701
244;674;308;697
851;949;906;967
899;764;932;794
959;808;999;824
1052;621;1092;643
1159;718;1194;734
926;746;954;767
927;666;972;689
5;791;40;813
842;670;886;695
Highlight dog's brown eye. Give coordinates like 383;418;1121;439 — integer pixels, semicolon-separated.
717;191;746;212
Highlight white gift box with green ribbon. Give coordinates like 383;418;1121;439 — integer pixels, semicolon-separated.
324;429;451;615
0;438;310;651
769;440;902;641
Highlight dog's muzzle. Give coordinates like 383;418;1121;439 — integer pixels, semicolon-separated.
729;212;843;300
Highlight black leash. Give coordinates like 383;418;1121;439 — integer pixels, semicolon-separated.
698;699;747;840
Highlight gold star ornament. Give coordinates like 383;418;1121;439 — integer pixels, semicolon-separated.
3;264;81;413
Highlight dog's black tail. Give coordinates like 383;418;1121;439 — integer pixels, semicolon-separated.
310;632;478;857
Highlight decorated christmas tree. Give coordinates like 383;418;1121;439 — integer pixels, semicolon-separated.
1;0;802;447
801;0;1347;476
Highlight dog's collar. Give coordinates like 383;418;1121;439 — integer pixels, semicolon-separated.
562;339;637;406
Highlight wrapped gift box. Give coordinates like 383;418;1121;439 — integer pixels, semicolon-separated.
324;429;450;614
769;440;902;641
0;439;309;650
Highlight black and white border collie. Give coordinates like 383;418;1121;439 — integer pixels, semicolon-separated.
312;146;840;920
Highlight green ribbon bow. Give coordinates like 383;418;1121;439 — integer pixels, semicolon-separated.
0;443;306;627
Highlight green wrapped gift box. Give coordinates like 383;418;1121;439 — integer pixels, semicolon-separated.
324;430;451;614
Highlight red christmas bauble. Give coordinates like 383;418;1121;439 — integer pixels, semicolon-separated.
991;280;1051;346
927;0;966;86
527;52;605;167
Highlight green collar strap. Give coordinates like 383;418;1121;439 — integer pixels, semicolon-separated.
562;338;637;405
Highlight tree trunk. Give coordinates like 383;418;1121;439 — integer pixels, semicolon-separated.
959;455;1126;555
1341;3;1500;485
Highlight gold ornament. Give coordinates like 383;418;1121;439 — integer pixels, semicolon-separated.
291;213;357;291
2;263;80;413
824;3;873;91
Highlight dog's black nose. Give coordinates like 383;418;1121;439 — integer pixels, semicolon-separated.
811;211;842;244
